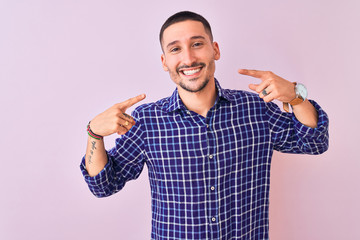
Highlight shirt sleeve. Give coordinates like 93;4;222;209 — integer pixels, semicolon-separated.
80;109;146;198
266;99;329;154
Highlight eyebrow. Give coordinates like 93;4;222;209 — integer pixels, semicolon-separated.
166;35;206;50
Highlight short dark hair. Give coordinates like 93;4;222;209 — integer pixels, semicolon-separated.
159;11;213;48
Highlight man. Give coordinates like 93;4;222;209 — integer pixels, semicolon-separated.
81;11;329;240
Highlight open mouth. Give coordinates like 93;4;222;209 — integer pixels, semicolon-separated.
181;67;202;76
179;66;204;78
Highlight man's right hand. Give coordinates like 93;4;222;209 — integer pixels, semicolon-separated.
89;94;146;137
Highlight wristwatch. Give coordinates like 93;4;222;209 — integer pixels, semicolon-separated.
283;82;308;112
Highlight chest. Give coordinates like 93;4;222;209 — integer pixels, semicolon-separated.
142;105;270;174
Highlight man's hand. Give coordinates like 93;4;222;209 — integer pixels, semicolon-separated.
238;69;296;103
89;94;146;137
238;68;318;128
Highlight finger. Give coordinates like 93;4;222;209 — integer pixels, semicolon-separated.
117;112;136;125
238;69;268;79
115;121;134;135
249;83;258;91
259;85;273;98
255;80;271;94
122;94;146;110
263;91;276;103
116;126;128;135
260;88;269;98
122;112;133;119
117;118;135;131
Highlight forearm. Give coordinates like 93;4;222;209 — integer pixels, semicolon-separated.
85;136;108;177
292;99;318;128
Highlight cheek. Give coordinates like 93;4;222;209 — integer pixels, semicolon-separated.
165;59;180;76
164;55;180;67
200;50;216;65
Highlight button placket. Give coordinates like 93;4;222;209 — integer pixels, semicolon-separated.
204;110;219;235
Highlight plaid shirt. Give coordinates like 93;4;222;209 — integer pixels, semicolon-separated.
81;80;329;240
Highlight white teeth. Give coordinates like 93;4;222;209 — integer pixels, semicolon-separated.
183;68;201;75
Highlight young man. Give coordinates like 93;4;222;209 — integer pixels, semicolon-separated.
81;11;329;240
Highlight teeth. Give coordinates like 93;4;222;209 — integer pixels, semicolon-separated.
183;68;201;75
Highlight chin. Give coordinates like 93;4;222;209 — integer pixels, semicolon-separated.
179;77;210;93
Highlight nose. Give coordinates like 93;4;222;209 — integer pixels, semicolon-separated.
182;48;196;66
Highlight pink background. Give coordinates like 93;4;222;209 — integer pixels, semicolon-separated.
1;0;359;239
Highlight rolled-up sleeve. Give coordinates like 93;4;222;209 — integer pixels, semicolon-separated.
80;153;119;197
267;99;329;154
80;109;146;197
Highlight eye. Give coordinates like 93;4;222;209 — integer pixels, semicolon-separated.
170;47;180;53
193;42;203;47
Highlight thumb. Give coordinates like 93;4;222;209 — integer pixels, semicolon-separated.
122;94;146;110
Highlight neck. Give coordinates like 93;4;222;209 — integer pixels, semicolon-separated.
177;79;217;118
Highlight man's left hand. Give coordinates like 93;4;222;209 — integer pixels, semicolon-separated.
238;69;296;103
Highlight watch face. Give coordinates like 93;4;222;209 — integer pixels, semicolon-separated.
295;83;308;100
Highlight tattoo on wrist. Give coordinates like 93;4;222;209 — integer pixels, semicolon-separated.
91;141;97;150
88;141;97;165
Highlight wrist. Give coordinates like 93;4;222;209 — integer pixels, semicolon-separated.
283;82;308;112
87;121;104;140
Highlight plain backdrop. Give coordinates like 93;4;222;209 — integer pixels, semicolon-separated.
1;0;359;239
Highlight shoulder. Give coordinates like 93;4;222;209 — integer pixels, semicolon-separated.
132;96;172;118
222;88;264;104
222;88;282;114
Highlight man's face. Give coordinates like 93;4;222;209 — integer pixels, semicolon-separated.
161;20;220;93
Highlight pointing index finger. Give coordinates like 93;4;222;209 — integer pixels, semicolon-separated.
122;94;146;110
238;69;267;79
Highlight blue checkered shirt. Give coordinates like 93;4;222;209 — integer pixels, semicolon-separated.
81;80;329;240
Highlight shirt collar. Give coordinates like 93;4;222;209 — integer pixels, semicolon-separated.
165;78;234;113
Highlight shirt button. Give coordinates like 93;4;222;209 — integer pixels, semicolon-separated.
186;111;190;115
206;124;209;128
211;217;216;222
209;155;213;159
210;186;215;191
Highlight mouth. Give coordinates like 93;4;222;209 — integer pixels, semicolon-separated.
180;67;202;76
178;63;206;78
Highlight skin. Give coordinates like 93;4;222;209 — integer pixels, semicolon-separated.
85;19;318;177
85;94;146;176
237;69;318;128
160;20;220;117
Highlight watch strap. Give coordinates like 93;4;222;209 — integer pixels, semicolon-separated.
283;102;290;113
283;82;304;112
289;97;304;105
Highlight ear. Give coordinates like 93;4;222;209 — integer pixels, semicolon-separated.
161;54;169;71
212;42;220;60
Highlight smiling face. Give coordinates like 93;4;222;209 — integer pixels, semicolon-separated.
161;20;220;93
